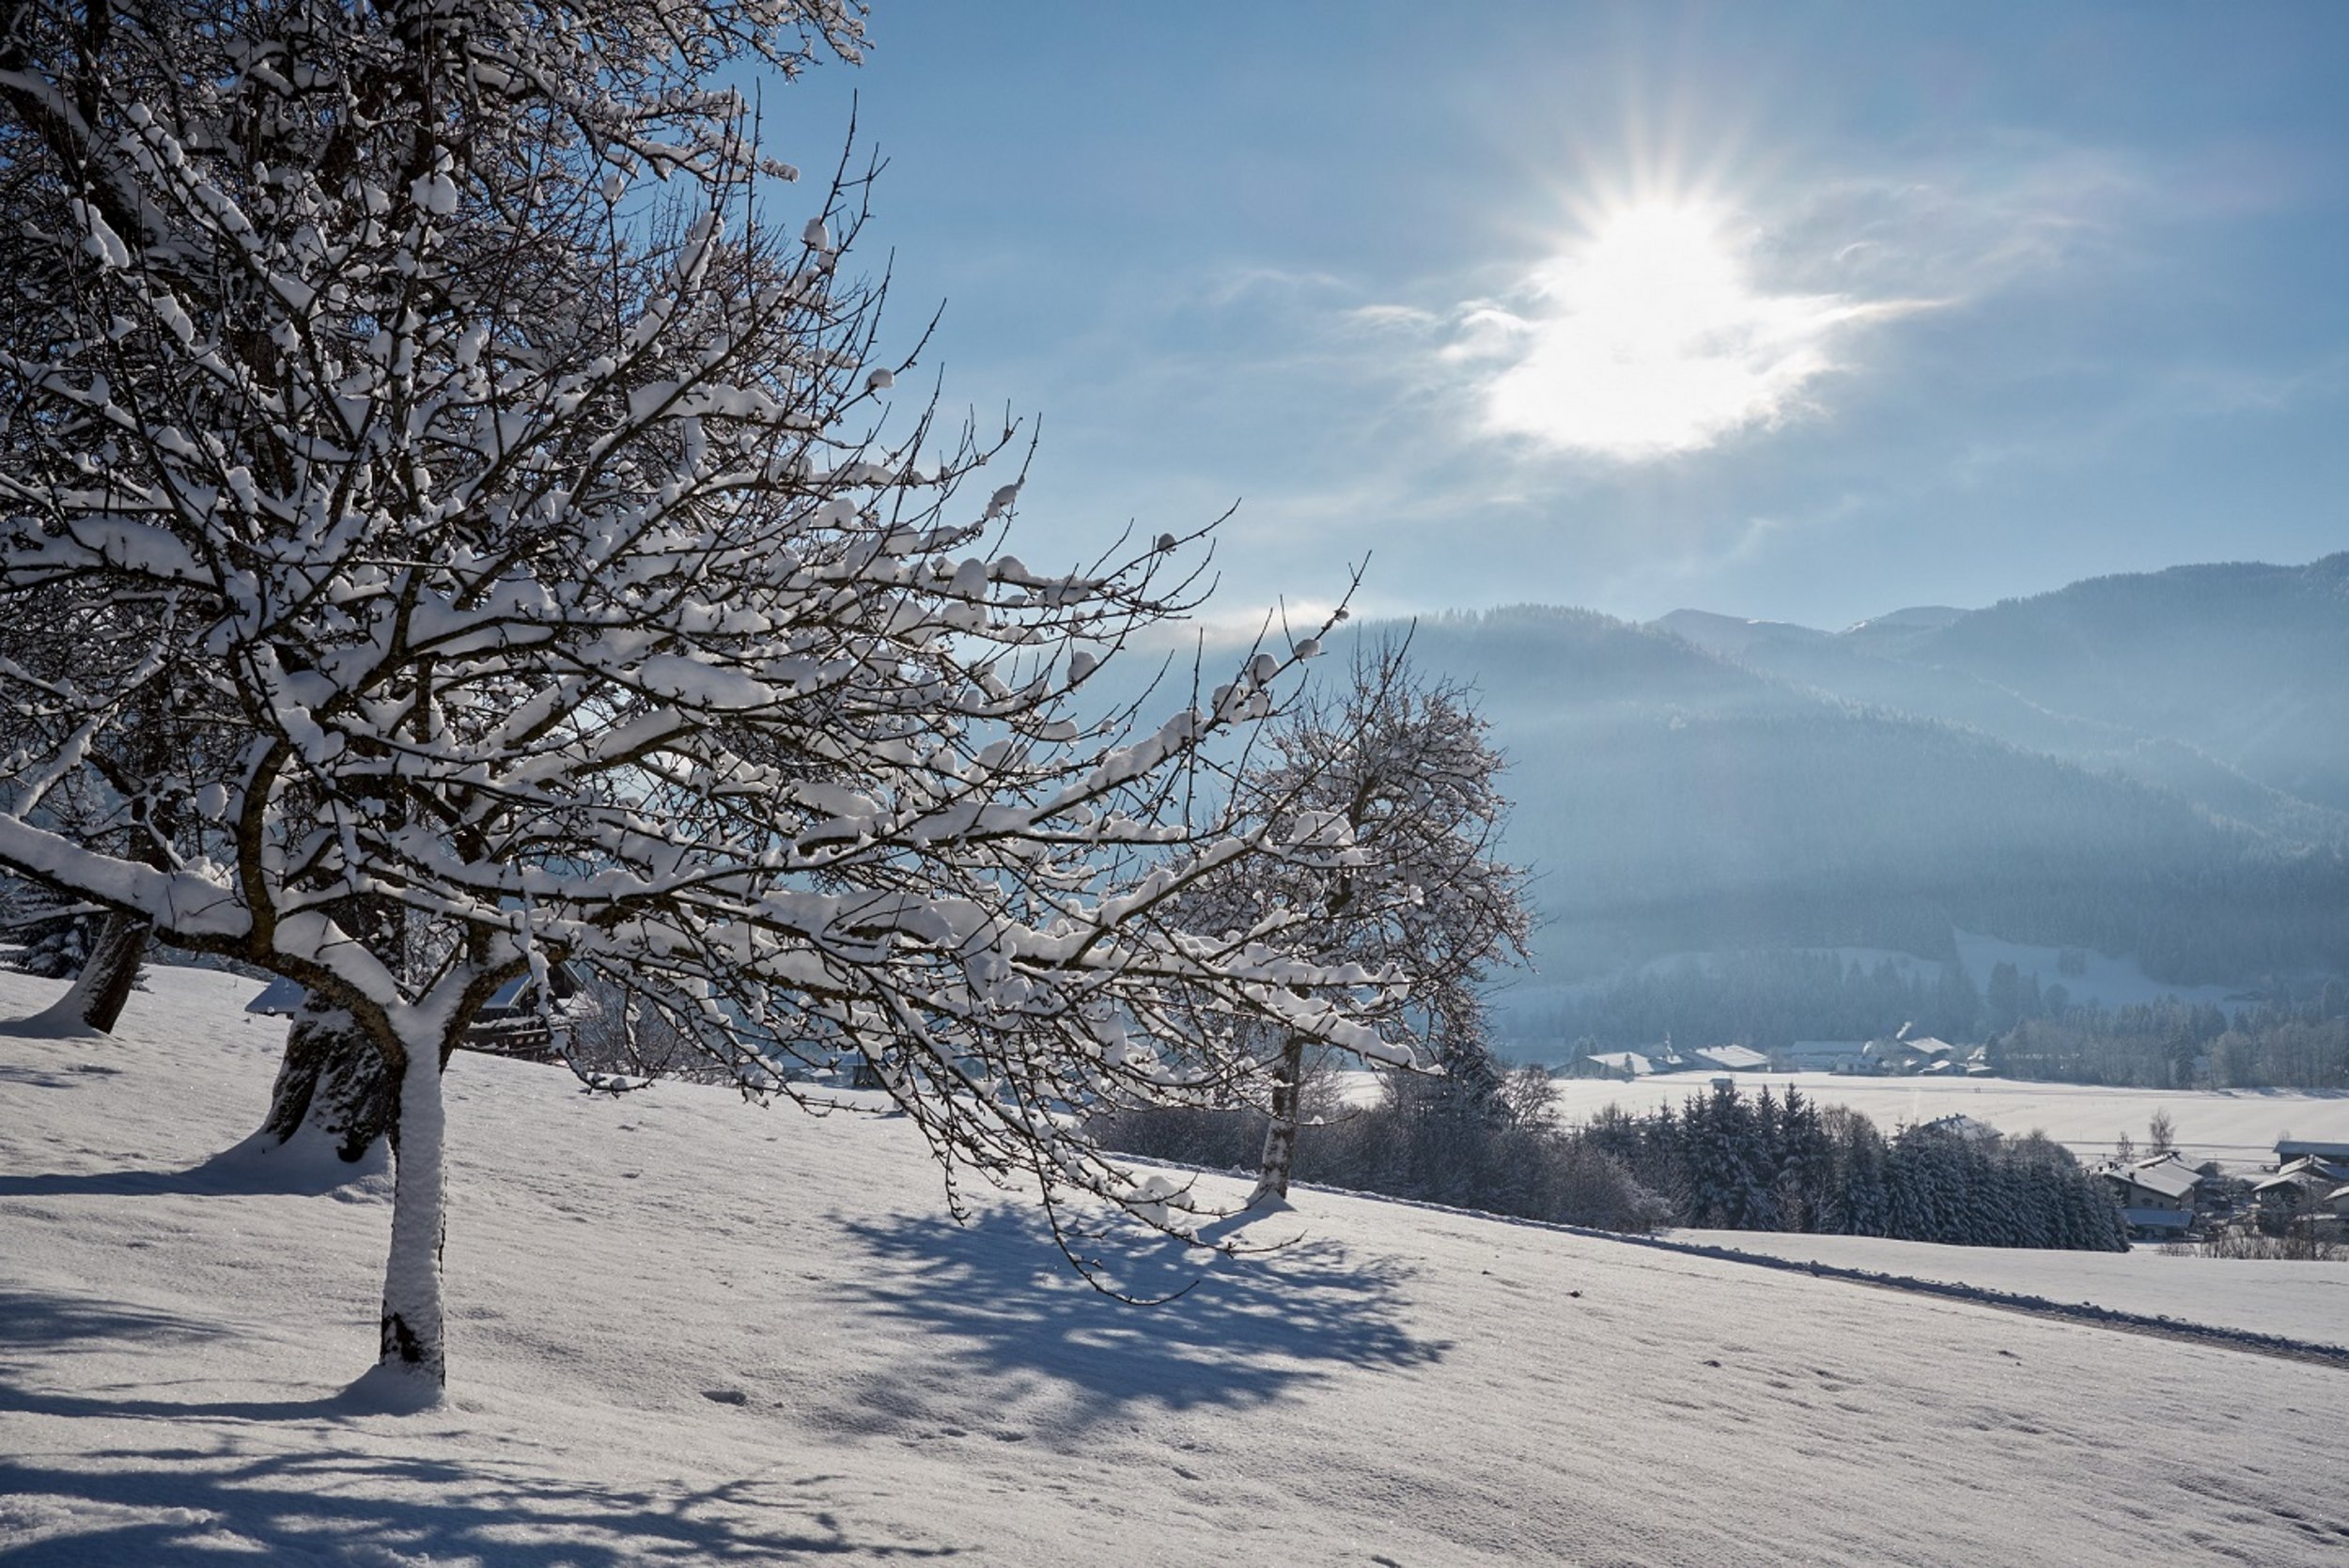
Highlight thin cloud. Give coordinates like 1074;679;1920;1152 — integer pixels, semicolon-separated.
1346;303;1442;333
1200;266;1350;309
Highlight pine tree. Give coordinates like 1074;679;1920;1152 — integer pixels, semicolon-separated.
1739;1086;1781;1232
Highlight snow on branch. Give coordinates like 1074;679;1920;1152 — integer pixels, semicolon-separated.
0;0;1396;1258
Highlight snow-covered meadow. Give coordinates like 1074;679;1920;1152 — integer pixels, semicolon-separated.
1541;1069;2349;1168
7;964;2348;1566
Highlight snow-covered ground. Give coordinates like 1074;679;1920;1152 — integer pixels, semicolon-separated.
1542;1070;2349;1167
1668;1230;2349;1347
7;965;2349;1566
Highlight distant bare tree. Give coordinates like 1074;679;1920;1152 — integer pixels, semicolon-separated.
1183;633;1533;1205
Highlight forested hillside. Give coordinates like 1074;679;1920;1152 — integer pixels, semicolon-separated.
1660;554;2349;831
1910;555;2349;812
1327;601;2349;997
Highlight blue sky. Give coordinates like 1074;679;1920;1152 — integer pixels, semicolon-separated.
769;1;2349;629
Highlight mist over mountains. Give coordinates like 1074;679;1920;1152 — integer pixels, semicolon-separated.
1656;553;2349;836
1315;554;2349;1032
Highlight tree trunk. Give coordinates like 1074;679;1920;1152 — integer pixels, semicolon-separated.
64;909;148;1033
1250;1034;1309;1206
375;1035;450;1396
257;1002;397;1164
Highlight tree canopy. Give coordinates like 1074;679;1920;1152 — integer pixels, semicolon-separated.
0;0;1405;1393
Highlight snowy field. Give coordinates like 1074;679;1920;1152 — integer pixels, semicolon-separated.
1668;1230;2349;1347
6;966;2349;1566
1542;1070;2349;1167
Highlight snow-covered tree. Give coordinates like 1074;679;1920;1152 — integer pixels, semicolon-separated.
0;0;1402;1398
1180;634;1531;1205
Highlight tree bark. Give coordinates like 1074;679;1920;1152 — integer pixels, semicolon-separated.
63;909;147;1033
257;1002;397;1164
376;1035;449;1393
1251;1034;1310;1205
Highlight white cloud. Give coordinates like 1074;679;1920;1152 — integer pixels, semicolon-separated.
1445;204;1929;461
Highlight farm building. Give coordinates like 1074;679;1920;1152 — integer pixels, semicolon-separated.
1781;1040;1869;1072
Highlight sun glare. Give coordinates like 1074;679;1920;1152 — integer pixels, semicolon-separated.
1470;197;1879;461
1557;203;1742;330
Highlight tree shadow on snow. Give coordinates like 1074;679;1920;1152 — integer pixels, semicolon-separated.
0;1287;356;1424
0;1288;962;1564
823;1206;1450;1441
0;1450;961;1565
0;1287;218;1354
0;1148;387;1203
0;1059;126;1090
0;1167;210;1199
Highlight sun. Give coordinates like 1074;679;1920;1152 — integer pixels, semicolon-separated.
1551;201;1743;335
1474;196;1871;460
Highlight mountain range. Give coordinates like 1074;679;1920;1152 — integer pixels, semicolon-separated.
1655;552;2349;836
1320;554;2349;1011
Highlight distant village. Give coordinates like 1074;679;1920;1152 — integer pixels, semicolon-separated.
1565;1030;2349;1249
1568;1024;1988;1081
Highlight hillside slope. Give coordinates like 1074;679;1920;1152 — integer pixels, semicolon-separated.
1912;554;2349;812
5;966;2346;1565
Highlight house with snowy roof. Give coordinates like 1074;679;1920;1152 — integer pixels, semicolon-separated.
1861;1033;1953;1074
2132;1152;2213;1188
1922;1113;2001;1143
2096;1157;2201;1237
1781;1040;1868;1072
1644;1039;1694;1074
1693;1044;1768;1073
2250;1156;2349;1217
1573;1050;1654;1079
